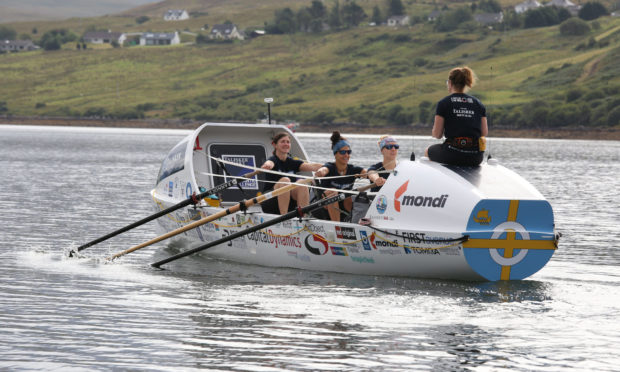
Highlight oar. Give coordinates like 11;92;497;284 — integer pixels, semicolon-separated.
105;178;312;261
150;182;377;269
70;170;259;257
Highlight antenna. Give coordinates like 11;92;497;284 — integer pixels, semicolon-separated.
264;97;273;124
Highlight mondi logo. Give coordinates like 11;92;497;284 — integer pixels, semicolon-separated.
394;180;448;211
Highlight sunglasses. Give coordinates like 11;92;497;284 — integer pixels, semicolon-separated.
337;150;352;155
383;144;399;150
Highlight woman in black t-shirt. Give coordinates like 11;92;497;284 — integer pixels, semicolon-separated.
368;135;400;193
315;131;367;221
260;132;322;215
425;66;489;166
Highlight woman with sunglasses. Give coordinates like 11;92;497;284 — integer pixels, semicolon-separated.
315;131;367;222
368;135;399;193
260;132;323;215
425;66;488;166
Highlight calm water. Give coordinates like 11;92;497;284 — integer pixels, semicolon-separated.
1;124;618;371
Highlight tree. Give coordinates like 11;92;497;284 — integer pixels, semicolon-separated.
560;17;591;35
371;6;383;24
578;1;608;20
266;8;297;34
435;7;473;32
0;25;17;40
136;15;150;24
478;0;502;13
523;6;566;28
328;1;342;29
342;1;367;27
387;0;405;17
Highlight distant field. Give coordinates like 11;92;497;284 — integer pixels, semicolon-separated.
1;0;619;128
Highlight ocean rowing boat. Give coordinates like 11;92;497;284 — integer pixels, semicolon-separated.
151;122;559;281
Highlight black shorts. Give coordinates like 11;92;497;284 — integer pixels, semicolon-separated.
428;143;484;166
261;194;298;214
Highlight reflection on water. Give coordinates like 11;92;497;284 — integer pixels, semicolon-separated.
1;125;619;371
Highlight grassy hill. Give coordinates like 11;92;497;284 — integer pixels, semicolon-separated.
1;0;619;129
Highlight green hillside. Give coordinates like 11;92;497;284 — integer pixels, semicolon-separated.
1;0;619;129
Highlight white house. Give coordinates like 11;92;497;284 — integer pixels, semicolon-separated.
427;10;442;21
387;15;410;26
546;0;581;15
210;24;245;40
474;12;504;25
515;0;542;13
83;31;126;45
0;40;38;52
164;9;189;21
140;32;180;46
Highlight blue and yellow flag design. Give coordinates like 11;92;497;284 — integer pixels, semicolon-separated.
463;199;557;281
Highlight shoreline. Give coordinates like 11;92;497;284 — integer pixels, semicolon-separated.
2;116;619;141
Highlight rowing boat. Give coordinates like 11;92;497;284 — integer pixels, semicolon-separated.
151;122;559;281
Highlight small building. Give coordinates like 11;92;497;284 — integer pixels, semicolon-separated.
546;0;581;15
83;31;126;45
0;39;38;52
249;30;266;38
515;0;542;13
474;12;504;25
140;32;180;46
387;15;410;26
427;10;442;22
210;24;245;40
164;9;189;21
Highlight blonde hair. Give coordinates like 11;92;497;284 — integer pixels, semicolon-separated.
448;66;477;93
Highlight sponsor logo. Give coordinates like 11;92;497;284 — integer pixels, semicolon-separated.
360;231;371;250
304;234;329;255
330;246;348;256
168;181;174;197
247;229;301;249
404;247;440;255
335;226;356;240
394;180;448;211
369;232;398;249
473;209;491;225
375;195;388;214
351;256;375;264
401;232;427;244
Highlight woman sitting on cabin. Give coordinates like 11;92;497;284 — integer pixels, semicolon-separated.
260;132;323;215
314;131;367;222
425;66;488;166
368;135;400;193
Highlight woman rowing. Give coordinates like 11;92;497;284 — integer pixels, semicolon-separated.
260;132;322;215
367;135;400;193
314;131;367;222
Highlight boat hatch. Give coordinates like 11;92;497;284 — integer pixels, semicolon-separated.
207;143;267;203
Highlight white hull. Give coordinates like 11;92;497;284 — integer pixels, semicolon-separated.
151;123;558;281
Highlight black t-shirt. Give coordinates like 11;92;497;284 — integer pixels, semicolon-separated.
262;154;304;192
436;93;486;139
368;161;389;193
319;162;364;191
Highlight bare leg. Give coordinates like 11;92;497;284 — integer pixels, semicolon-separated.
327;202;340;222
274;177;291;214
291;180;310;208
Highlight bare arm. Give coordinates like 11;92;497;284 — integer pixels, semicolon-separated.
432;115;445;139
481;117;488;137
299;162;323;172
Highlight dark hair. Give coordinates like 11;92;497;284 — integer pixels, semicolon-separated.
271;132;289;155
448;66;476;93
330;131;347;148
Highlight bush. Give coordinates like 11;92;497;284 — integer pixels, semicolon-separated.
607;106;620;126
0;101;7;113
136;16;150;24
560;18;590;36
578;2;608;21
